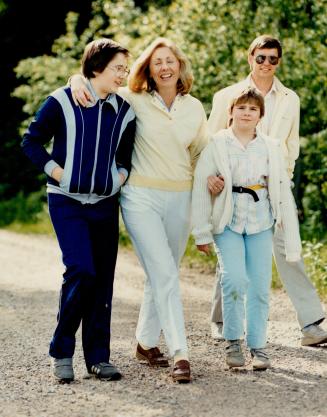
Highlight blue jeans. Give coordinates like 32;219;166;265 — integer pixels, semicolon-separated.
213;227;273;349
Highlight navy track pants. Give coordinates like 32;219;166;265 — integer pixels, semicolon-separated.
48;193;119;367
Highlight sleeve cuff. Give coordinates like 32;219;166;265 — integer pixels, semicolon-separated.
194;235;214;246
44;160;59;177
286;253;301;262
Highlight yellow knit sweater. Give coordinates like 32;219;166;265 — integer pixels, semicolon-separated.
118;88;209;191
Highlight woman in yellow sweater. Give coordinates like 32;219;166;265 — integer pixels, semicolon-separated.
71;37;208;383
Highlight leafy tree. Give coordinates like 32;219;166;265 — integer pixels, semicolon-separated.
301;129;327;239
0;0;7;13
0;0;93;202
12;0;327;236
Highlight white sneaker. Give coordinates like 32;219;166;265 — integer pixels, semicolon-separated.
301;324;327;346
250;349;271;371
211;322;224;341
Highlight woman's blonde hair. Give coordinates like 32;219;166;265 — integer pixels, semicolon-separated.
128;37;193;95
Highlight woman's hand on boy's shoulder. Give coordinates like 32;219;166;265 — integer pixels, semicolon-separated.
70;74;94;107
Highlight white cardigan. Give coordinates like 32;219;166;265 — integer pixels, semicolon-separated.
191;129;302;262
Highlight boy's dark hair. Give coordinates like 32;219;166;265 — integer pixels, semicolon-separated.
248;34;282;58
229;88;265;125
82;38;129;78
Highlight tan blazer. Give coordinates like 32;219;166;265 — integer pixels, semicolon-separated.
208;75;300;178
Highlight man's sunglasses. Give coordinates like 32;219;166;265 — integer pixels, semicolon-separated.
255;54;279;65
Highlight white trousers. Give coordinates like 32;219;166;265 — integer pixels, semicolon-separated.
211;226;325;328
120;185;191;356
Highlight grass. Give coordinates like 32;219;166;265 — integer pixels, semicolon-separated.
3;213;326;300
302;240;327;298
114;222;327;300
5;210;54;235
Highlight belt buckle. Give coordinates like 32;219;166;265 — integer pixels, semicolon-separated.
239;186;243;193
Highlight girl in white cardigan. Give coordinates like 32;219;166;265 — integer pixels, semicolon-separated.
192;88;301;370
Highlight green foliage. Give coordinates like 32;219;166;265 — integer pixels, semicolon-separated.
13;0;327;133
0;0;8;14
171;0;327;134
302;240;327;297
118;214;132;246
12;0;327;237
183;235;216;272
0;190;46;227
300;129;327;239
13;13;82;126
5;210;54;235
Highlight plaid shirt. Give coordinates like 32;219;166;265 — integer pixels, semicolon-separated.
227;129;274;235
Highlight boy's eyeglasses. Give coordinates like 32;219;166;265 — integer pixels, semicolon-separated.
254;55;279;65
107;65;130;77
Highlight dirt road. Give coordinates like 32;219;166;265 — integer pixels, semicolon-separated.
0;230;326;417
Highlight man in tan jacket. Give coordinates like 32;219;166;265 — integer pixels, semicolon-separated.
208;34;326;346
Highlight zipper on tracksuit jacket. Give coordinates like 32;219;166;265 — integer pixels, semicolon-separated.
87;101;104;202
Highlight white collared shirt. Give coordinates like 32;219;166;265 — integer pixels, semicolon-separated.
152;90;180;112
226;128;274;234
250;78;277;135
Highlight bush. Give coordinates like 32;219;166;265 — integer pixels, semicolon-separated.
0;189;46;227
119;214;131;246
300;129;327;240
12;0;327;242
302;240;327;298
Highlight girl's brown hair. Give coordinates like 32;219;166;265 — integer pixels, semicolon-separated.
228;88;265;125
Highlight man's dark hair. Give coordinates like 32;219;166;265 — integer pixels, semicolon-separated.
82;38;129;78
248;34;282;58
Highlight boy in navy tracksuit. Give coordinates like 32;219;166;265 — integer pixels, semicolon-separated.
22;38;136;382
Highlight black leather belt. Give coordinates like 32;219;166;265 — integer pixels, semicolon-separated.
232;186;259;202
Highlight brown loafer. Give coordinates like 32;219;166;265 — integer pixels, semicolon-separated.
136;343;169;367
171;360;191;383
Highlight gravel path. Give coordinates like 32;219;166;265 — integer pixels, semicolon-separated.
0;229;326;417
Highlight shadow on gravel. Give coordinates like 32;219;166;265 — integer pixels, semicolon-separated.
269;342;327;363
